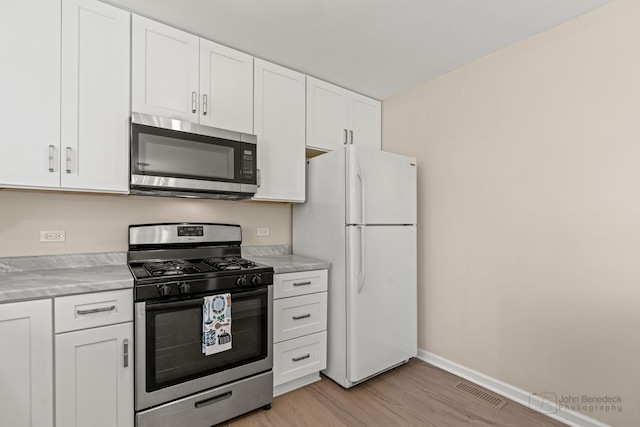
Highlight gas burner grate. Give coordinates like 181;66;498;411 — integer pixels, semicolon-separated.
144;260;202;277
202;256;256;271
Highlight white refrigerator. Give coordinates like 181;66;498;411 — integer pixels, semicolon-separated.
293;145;417;388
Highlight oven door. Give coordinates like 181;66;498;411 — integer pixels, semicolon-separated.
135;286;272;411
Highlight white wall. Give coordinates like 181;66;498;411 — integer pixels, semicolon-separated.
0;191;291;257
383;1;640;425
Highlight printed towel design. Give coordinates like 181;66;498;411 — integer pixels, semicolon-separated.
202;293;232;355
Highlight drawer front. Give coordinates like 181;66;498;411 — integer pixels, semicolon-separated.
274;269;328;299
273;331;327;387
55;289;133;333
274;292;327;343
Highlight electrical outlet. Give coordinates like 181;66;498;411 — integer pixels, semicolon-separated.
40;231;66;243
256;227;270;236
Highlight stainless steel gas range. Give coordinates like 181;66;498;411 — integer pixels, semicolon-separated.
128;223;274;427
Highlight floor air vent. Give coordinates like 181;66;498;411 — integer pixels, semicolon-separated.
452;381;508;409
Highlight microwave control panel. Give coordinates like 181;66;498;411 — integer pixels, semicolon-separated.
240;147;256;182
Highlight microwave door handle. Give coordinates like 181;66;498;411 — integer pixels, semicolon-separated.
257;169;261;188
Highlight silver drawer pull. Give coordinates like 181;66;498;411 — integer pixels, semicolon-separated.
293;281;311;287
76;305;116;315
292;353;311;362
123;339;129;368
195;392;232;409
292;313;311;320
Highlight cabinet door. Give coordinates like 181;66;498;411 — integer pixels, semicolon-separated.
306;76;347;152
347;92;381;150
132;15;199;123
253;59;306;202
61;0;130;192
56;322;134;427
0;0;61;188
199;39;253;133
0;299;53;427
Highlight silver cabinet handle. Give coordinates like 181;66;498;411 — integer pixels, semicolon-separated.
48;145;55;172
123;339;129;368
292;353;311;362
293;281;311;287
350;130;354;144
192;91;197;113
76;305;116;315
65;147;72;174
203;94;208;115
344;129;348;145
292;313;311;320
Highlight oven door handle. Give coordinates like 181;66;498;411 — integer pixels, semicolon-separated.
145;287;268;312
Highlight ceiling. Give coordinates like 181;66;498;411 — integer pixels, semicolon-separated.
105;0;613;100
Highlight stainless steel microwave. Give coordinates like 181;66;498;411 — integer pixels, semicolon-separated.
130;113;258;200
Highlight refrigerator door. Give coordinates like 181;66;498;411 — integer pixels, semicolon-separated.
346;146;417;225
346;224;417;384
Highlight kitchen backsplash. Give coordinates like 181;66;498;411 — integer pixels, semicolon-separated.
0;191;292;257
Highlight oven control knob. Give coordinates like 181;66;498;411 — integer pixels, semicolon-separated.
178;282;191;294
157;284;172;297
236;276;247;287
251;274;262;286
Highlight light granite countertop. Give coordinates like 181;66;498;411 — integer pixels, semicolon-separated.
0;247;328;303
245;254;330;274
0;252;133;303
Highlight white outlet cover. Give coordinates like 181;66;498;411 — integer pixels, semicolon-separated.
257;228;270;236
40;231;66;243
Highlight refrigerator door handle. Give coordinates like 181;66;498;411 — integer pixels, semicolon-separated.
357;160;366;224
357;225;366;294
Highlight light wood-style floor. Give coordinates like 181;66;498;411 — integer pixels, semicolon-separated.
222;358;566;427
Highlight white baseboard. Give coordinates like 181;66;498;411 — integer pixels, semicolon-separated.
417;349;610;427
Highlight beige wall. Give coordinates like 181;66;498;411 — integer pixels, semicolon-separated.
0;190;291;257
383;1;640;425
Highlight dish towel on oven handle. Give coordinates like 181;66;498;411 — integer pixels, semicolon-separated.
202;293;232;355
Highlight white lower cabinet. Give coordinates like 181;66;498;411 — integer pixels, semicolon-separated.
273;269;328;396
0;299;54;427
54;289;134;427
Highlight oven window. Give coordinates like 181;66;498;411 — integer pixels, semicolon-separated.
145;288;267;392
137;132;235;180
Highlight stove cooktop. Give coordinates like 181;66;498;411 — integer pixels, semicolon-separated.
127;223;274;301
130;256;269;281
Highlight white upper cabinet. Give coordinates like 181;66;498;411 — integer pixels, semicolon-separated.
347;91;382;150
199;39;254;133
0;0;61;188
253;59;306;202
61;0;130;193
306;76;381;151
0;0;130;193
132;15;199;123
132;15;254;133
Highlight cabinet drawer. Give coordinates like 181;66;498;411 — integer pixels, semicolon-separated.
273;292;327;343
274;269;328;299
273;331;327;387
55;289;133;333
